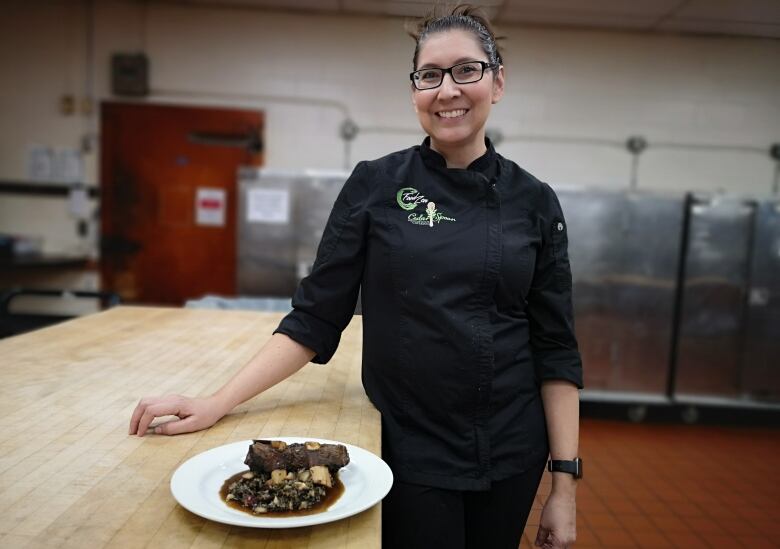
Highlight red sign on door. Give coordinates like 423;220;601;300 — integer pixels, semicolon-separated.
195;188;226;227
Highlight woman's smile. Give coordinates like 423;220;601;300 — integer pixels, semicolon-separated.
436;108;469;119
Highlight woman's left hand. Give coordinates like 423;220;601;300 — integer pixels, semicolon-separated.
534;489;577;548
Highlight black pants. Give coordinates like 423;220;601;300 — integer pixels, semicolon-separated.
381;457;547;549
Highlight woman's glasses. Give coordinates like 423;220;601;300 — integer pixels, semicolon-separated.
410;61;498;90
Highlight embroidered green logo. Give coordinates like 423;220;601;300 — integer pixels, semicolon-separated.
395;187;456;227
396;187;427;210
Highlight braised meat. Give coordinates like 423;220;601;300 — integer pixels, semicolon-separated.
244;440;350;474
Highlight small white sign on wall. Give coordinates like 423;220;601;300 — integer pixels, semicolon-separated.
195;187;226;227
27;144;53;181
27;145;84;182
53;148;84;182
247;188;290;224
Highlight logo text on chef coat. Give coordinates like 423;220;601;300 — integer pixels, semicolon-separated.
396;187;456;227
396;187;428;210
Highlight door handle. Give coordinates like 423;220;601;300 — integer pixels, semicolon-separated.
188;129;263;154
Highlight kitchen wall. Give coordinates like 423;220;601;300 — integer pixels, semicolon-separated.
1;0;779;257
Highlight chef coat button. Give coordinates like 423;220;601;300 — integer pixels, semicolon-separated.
557;222;564;232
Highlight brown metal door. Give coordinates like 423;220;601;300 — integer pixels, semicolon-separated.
100;102;263;305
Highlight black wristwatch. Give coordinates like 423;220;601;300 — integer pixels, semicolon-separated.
547;457;583;479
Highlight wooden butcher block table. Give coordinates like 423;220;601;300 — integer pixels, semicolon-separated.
0;306;381;548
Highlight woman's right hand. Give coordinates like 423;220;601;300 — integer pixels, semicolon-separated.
129;335;314;438
129;394;227;437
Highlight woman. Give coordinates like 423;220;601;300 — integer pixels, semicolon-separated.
130;6;581;549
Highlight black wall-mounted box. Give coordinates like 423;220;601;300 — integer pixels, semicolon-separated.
111;53;149;97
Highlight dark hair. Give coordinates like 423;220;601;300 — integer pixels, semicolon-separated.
407;4;504;70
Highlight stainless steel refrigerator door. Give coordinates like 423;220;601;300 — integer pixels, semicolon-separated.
559;189;684;396
674;196;756;398
741;198;780;402
237;168;348;296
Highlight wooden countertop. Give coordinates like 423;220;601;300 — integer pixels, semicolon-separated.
0;306;380;548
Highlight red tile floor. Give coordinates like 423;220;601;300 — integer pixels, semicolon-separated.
520;418;780;548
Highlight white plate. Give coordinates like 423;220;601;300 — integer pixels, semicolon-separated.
170;437;393;528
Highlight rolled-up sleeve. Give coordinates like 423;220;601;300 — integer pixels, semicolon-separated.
273;162;370;363
527;182;584;389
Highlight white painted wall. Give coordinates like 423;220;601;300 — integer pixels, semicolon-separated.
1;0;779;257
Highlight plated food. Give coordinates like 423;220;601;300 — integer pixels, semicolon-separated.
169;437;393;528
222;439;350;515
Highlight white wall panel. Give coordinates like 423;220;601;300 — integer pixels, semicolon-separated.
1;0;778;255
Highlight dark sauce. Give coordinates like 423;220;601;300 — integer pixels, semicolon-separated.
220;470;345;517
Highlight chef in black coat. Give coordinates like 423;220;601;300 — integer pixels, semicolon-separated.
131;6;582;549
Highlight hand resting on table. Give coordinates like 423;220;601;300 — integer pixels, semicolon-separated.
128;333;315;437
129;394;228;436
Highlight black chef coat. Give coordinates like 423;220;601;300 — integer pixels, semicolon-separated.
274;137;583;491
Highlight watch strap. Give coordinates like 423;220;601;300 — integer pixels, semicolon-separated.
547;457;582;479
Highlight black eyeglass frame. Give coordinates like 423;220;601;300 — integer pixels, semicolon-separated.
409;61;499;90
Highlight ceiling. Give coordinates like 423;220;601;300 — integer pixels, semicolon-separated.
150;0;780;39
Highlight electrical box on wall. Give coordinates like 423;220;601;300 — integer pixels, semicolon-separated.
111;53;149;96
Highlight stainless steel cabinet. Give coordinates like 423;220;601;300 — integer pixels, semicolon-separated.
234;168;780;407
741;199;780;401
673;195;756;398
237;168;348;296
559;189;684;397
